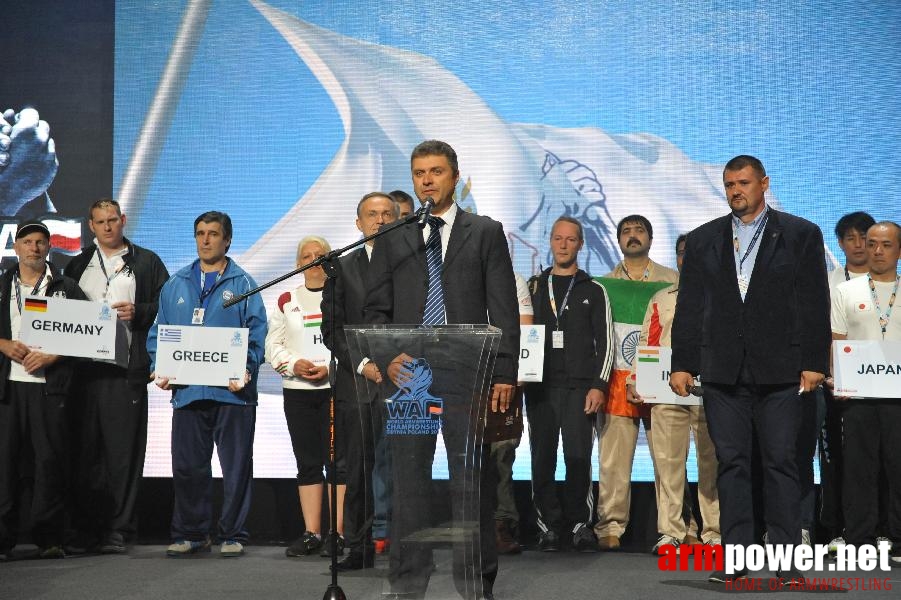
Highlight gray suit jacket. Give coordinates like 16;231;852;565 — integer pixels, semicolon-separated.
363;208;520;384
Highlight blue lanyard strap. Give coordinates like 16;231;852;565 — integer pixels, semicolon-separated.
194;260;228;311
732;209;770;274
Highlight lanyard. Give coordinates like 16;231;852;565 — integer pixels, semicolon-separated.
15;267;47;314
199;270;223;310
732;209;769;274
96;247;125;299
844;266;850;282
868;274;900;338
622;262;650;281
548;274;575;330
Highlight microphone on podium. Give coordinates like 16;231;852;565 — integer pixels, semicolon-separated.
417;196;435;228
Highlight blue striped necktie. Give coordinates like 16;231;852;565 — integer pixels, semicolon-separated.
422;215;446;325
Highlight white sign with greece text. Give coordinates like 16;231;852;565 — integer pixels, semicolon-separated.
635;346;701;406
833;339;901;398
518;324;545;383
155;325;249;386
19;295;117;359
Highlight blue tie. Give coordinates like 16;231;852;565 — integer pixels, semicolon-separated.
422;216;446;325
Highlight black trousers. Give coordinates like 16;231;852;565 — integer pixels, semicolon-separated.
841;398;901;546
526;384;595;533
704;370;804;548
818;388;845;537
283;388;345;486
341;381;384;552
0;381;67;549
69;362;147;540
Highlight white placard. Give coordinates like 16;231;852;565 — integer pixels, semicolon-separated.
833;339;901;399
154;325;250;386
19;295;117;359
301;314;328;365
518;324;545;383
635;346;701;406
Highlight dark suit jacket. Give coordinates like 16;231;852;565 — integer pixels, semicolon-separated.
671;208;830;385
321;247;370;402
363;208;520;384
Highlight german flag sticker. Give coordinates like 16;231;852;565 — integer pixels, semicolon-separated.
24;298;48;312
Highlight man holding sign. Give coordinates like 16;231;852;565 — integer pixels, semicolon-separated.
626;233;720;554
64;198;169;555
147;211;267;558
0;220;86;560
829;220;901;562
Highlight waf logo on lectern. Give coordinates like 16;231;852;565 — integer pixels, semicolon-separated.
385;358;443;435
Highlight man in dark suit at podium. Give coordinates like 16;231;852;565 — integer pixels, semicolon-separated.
322;192;399;570
669;155;830;583
365;140;519;600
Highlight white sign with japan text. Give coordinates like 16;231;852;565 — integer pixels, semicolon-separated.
833;339;901;399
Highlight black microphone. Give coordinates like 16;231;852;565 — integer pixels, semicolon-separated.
417;196;435;228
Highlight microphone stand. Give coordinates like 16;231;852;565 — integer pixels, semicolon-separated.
222;199;434;600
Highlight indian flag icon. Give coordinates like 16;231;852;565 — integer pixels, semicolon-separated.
303;313;322;328
637;348;660;363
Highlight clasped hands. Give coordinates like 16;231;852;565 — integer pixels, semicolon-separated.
0;339;58;373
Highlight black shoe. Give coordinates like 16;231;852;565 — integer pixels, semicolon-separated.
537;530;560;552
572;525;600;553
333;549;374;571
65;532;99;555
285;531;322;557
38;545;66;559
777;568;804;582
709;568;748;583
100;532;126;554
320;534;345;558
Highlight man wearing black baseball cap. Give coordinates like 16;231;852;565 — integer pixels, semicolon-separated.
0;218;86;560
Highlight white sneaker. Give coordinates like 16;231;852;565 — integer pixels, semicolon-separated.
652;534;680;555
801;529;812;546
704;536;722;546
828;536;845;555
220;540;244;557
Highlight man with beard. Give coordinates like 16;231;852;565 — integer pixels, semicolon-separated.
594;215;678;550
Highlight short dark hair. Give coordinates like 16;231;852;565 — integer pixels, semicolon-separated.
724;155;766;179
388;189;415;208
194;211;233;250
410;140;459;176
551;215;583;242
356;192;398;219
834;211;876;239
89;198;122;219
675;233;688;253
616;214;653;240
869;220;901;245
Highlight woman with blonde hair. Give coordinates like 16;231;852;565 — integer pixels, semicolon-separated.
265;236;345;557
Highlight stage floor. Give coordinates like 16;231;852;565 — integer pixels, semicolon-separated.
1;544;896;599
